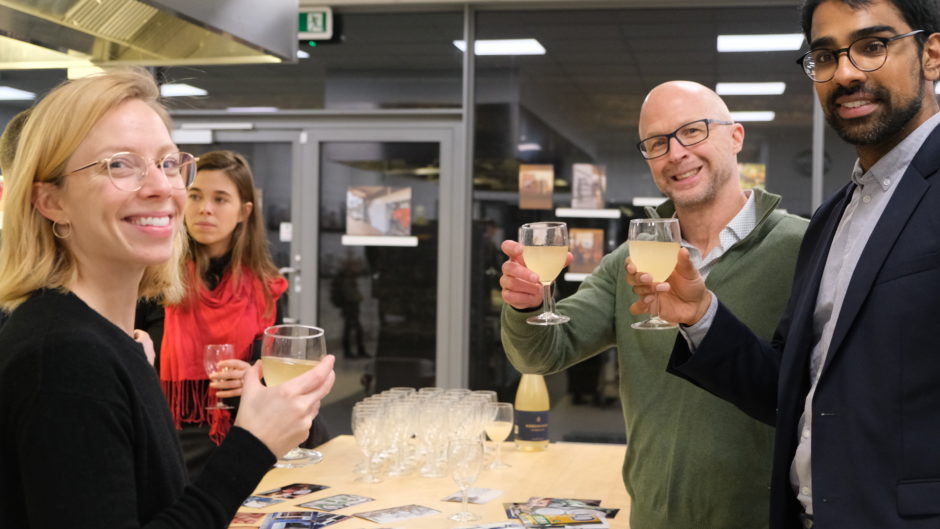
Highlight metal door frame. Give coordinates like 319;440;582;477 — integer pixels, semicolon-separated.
171;115;469;388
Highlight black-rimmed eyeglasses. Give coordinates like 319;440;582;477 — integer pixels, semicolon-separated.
67;152;198;192
636;119;734;160
796;29;924;82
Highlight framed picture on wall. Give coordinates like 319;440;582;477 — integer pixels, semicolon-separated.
569;228;605;274
345;186;412;236
571;164;607;209
518;164;554;210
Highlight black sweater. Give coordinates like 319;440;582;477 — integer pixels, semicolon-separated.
0;289;274;528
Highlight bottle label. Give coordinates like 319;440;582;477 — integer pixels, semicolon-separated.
515;410;549;442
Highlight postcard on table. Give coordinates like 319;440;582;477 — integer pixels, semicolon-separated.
353;504;441;523
297;493;374;512
259;511;349;529
229;511;266;527
442;487;504;504
242;496;285;509
256;483;328;500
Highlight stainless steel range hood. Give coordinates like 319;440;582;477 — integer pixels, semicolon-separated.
0;0;298;69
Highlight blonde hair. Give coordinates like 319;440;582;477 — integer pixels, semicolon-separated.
0;68;186;312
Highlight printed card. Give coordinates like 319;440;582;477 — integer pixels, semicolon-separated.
297;493;374;512
242;496;285;509
259;511;349;529
352;504;440;523
256;483;328;500
230;511;266;527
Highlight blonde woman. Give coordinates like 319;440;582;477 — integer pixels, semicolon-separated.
0;69;335;528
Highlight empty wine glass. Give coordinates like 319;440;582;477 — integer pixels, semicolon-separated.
261;324;327;467
628;218;681;330
448;438;484;522
520;221;570;325
203;344;235;410
485;402;514;469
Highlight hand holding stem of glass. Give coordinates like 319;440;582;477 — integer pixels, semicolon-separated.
261;324;327;467
628;218;681;330
520;221;570;325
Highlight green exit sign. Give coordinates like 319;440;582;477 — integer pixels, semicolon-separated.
299;7;333;40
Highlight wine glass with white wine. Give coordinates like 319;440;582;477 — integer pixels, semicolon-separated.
261;324;327;467
628;218;681;330
520;221;570;325
484;402;514;469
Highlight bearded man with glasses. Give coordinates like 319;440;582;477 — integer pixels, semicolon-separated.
632;1;940;527
498;79;808;529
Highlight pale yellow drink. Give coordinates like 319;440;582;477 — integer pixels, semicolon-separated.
629;240;680;281
522;245;568;284
485;421;513;443
262;357;319;387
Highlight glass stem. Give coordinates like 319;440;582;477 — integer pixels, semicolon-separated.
650;292;661;321
541;282;554;315
461;485;470;513
495;441;502;466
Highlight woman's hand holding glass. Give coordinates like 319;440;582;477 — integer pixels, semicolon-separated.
233;353;336;465
209;358;251;399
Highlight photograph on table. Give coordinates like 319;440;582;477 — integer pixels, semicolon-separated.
571;164;606;209
345;186;412;236
230;511;266;527
259;511;349;529
257;483;328;500
242;496;286;509
352;504;441;523
518;164;554;210
568;228;605;274
297;493;374;512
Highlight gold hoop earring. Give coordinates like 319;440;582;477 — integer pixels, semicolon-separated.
52;220;72;239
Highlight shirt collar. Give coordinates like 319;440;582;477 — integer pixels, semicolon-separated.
850;111;940;192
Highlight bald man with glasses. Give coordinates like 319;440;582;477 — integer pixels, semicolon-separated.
498;80;807;529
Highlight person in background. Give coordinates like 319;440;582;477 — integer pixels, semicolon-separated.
633;1;940;527
499;81;808;529
0;68;335;528
137;149;328;480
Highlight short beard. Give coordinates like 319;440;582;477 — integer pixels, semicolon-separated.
825;76;924;146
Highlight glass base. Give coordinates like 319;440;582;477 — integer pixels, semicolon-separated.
631;316;678;330
355;473;383;483
274;447;323;468
206;403;233;410
487;460;511;470
449;511;480;522
526;311;570;326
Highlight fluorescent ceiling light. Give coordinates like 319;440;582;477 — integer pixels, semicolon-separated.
731;111;776;122
297;49;310;59
161;83;207;97
0;86;35;100
518;142;542;152
453;39;546;55
226;106;278;113
716;82;786;95
717;34;804;52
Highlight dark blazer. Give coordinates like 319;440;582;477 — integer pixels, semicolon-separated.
668;121;940;529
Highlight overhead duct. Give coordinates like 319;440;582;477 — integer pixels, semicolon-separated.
0;0;297;69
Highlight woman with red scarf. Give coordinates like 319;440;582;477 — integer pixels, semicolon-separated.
140;150;324;479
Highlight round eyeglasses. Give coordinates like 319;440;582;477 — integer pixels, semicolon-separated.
636;118;734;160
66;152;197;192
796;30;924;82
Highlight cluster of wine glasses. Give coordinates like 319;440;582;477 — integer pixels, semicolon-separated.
351;387;514;522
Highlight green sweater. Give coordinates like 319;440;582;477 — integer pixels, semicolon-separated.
502;188;807;529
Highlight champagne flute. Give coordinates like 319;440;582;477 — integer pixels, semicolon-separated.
261;324;327;467
520;221;570;325
484;402;514;469
628;218;681;330
448;438;484;522
203;344;235;410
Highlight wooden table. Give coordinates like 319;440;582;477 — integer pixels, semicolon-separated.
240;435;631;528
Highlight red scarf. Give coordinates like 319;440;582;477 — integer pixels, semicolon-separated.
160;261;287;445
